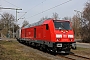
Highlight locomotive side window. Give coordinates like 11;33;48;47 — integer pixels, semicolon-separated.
46;24;49;30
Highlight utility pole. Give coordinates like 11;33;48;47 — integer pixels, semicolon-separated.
16;9;22;21
15;9;22;38
0;7;22;38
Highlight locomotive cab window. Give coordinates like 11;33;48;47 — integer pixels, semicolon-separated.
53;21;72;30
46;24;49;30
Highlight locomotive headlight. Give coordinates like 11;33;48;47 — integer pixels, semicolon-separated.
56;34;62;38
68;35;74;38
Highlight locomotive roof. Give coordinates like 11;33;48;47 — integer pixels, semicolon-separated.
23;18;52;28
23;19;70;28
24;19;46;28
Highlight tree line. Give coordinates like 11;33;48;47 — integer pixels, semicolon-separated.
69;1;90;43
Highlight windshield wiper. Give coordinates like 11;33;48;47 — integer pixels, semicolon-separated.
60;23;67;30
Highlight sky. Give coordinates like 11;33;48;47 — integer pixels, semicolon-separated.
0;0;88;27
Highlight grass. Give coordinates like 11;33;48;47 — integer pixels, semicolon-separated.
1;40;90;60
0;40;51;60
71;47;90;57
76;47;89;50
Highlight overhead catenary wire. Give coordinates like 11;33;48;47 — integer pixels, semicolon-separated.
18;0;47;19
27;0;46;12
3;0;23;21
3;0;21;8
26;0;72;19
2;0;47;21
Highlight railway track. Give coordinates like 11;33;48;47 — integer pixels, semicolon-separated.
58;54;90;60
19;40;90;60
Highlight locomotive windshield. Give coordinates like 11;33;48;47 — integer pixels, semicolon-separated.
54;21;71;30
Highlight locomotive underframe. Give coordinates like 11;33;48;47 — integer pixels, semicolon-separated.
52;42;76;53
17;38;76;54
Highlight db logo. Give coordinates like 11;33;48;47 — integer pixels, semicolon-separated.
63;35;67;38
29;32;31;35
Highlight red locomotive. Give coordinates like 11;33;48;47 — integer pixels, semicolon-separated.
16;18;76;53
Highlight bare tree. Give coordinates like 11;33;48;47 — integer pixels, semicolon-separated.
83;1;90;28
22;20;29;27
72;15;81;39
52;12;59;20
62;16;72;21
40;16;48;21
0;12;15;29
82;1;90;42
0;12;18;38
